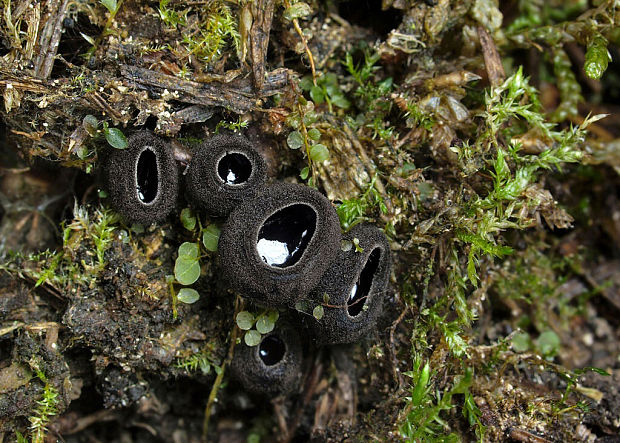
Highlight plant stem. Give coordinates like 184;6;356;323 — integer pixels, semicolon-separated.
202;296;242;441
87;0;125;61
283;0;317;85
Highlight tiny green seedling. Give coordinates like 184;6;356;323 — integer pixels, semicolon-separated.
236;310;280;347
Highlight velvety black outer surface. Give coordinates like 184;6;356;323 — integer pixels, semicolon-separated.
218;183;341;308
186;134;267;218
230;322;303;396
103;131;179;225
307;223;391;345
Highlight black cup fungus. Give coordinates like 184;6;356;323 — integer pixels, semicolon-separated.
103;131;179;225
307;223;391;345
218;183;341;308
230;322;303;396
186;134;267;218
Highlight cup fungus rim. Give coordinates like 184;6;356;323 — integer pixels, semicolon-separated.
252;201;320;273
214;149;255;188
134;144;161;207
344;244;385;320
255;332;288;368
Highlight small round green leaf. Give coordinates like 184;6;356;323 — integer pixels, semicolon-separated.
287;130;304;150
310;86;325;104
178;242;199;259
307;128;321;141
199;361;211;375
104;127;128;150
118;230;129;244
536;330;560;357
294;299;311;313
298;76;314;91
180;208;196;231
236;311;255;330
303;111;318;126
177;287;200;304
331;94;351;109
323;73;338;86
267;310;279;323
310;144;329;163
300;166;310;180
340;239;353;252
286;113;301;129
174;256;200;285
255;315;275;334
511;332;530;353
244;329;262;347
83;115;99;136
76;145;90;159
312;305;324;320
202;224;220;252
283;1;312;21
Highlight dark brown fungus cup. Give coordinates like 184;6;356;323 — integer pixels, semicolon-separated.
103;131;179;225
186;134;267;218
307;223;391;345
230;322;303;396
218;183;341;308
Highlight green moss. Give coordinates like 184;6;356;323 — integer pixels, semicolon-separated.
393;64;603;439
584;33;612;80
28;382;59;443
20;369;61;443
336;176;387;231
0;205;120;290
343;50;395;140
399;360;482;441
174;343;221;376
159;0;240;65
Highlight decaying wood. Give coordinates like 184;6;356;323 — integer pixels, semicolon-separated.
85;91;124;121
0;77;48;94
509;428;553;443
250;0;276;91
478;26;506;87
34;0;70;79
121;65;288;114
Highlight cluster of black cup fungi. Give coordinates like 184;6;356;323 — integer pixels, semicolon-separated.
103;131;391;396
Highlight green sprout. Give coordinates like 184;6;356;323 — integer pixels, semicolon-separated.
170;216;220;316
236;310;280;346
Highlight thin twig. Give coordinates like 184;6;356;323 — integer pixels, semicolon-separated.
283;0;317;85
202;296;243;442
35;0;70;79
